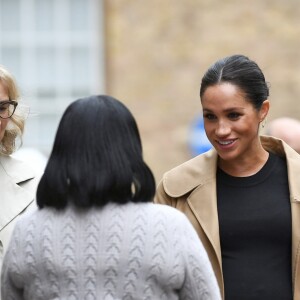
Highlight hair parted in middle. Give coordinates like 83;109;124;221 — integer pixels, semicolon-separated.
37;95;155;209
200;54;269;110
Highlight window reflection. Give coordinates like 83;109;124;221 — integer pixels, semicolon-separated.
0;0;104;154
35;0;54;31
0;0;20;31
70;0;89;30
36;47;56;94
1;46;21;80
70;47;90;88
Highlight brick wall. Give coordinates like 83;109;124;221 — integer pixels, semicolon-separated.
105;0;300;182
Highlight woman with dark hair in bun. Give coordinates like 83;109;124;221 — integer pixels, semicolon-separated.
156;55;300;300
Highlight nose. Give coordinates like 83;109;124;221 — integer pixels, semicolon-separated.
215;120;231;137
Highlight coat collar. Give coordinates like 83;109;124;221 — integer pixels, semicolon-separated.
0;155;36;231
162;147;222;271
163;135;300;200
261;136;300;295
163;148;218;197
0;155;36;184
261;135;300;202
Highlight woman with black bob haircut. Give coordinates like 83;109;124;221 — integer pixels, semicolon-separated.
2;95;221;300
37;94;155;209
156;55;300;300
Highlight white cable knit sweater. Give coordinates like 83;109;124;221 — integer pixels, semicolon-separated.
1;202;221;300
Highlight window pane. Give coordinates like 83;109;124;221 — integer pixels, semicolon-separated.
1;46;21;80
36;47;56;98
35;0;54;31
70;47;89;88
70;88;90;99
39;114;60;151
24;113;59;153
0;0;20;31
69;0;89;30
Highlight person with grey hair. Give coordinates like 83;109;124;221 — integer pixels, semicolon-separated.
266;117;300;154
0;65;39;274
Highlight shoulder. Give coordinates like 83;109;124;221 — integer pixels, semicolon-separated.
261;135;300;169
14;206;46;225
261;135;300;200
143;203;194;228
160;149;218;197
148;204;204;250
0;155;36;184
150;202;185;215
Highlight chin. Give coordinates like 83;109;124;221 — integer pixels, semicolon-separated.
217;151;240;162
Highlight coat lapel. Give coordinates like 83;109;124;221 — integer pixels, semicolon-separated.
262;136;300;297
291;199;300;298
0;156;36;231
187;179;222;267
284;145;300;294
163;148;222;271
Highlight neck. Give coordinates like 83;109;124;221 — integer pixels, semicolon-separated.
218;148;269;177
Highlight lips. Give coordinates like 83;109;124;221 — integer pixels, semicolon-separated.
216;139;236;146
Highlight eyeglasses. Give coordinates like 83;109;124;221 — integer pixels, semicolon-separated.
0;100;18;119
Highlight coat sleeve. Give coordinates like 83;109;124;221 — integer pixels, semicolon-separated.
1;222;24;300
178;214;221;300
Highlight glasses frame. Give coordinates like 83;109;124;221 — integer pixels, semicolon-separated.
0;100;18;119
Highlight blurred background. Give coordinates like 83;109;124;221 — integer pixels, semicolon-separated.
1;0;300;182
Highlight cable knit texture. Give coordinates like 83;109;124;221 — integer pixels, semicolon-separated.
1;202;221;300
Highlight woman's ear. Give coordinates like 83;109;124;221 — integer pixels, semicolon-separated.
260;100;270;121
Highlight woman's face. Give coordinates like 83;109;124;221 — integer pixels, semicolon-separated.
201;83;269;163
0;81;10;142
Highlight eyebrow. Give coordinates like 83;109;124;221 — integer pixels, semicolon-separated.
203;107;245;113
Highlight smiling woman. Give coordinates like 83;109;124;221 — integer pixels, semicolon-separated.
201;82;269;176
155;55;300;300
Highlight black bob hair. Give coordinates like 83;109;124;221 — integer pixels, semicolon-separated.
37;95;156;209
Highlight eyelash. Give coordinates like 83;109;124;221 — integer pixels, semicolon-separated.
0;106;8;112
203;113;216;120
228;112;241;119
203;112;242;120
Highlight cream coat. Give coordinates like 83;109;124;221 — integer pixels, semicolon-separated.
155;136;300;300
0;155;39;270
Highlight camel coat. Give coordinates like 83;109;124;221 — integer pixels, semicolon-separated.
155;136;300;300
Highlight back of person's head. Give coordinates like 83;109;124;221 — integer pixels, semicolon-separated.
37;95;156;209
200;54;269;110
0;65;25;155
266;117;300;153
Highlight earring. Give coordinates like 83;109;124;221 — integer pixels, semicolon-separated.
261;119;266;128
